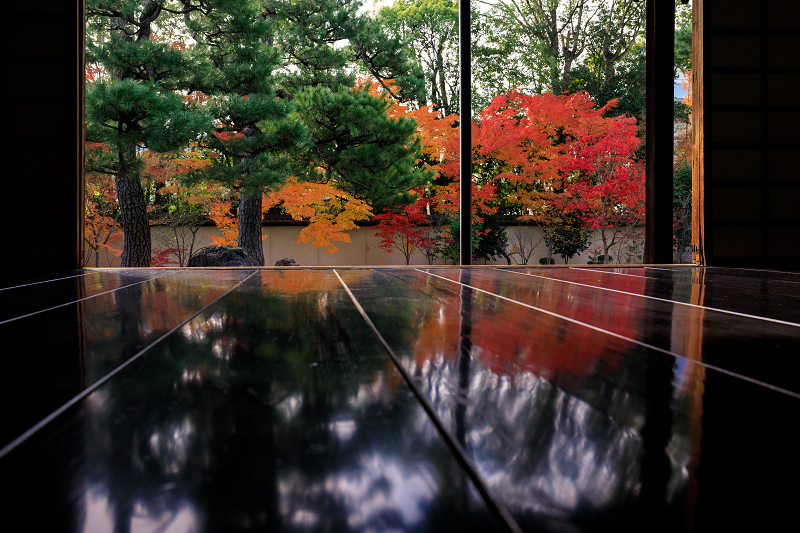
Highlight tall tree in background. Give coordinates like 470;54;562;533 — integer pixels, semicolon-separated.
557;0;646;123
267;0;429;207
478;0;592;92
377;0;460;114
294;85;431;210
86;0;211;267
475;0;645;118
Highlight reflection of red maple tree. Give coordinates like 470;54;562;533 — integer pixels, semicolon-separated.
410;270;651;383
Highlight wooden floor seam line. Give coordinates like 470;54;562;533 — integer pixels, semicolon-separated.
0;272;175;326
0;272;93;292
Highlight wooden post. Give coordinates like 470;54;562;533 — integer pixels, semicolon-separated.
459;0;472;265
691;0;704;264
645;0;676;264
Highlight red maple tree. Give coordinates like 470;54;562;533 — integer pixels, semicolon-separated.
374;197;433;265
84;167;123;267
558;114;645;263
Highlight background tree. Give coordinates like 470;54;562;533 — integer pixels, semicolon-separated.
476;0;592;97
189;0;429;261
374;201;431;265
293;85;431;210
86;0;212;266
673;71;693;263
143;146;214;266
377;0;460;114
550;214;591;263
504;222;544;265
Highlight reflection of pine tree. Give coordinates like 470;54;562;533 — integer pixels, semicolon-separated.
83;271;494;531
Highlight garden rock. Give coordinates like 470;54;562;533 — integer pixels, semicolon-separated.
274;258;299;266
187;245;260;267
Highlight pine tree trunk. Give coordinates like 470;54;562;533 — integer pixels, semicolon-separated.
238;192;265;266
115;150;151;267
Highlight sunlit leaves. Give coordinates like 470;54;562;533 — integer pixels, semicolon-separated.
264;178;373;254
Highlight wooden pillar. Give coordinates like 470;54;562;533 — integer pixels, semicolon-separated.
459;0;472;266
645;0;676;264
691;0;705;264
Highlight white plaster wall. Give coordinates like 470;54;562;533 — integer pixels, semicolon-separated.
89;224;650;267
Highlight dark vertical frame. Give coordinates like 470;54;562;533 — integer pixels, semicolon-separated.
700;0;800;267
459;0;472;265
4;1;84;278
78;1;86;269
645;0;676;264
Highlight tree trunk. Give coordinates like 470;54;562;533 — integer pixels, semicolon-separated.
602;229;611;264
115;151;152;267
238;192;265;265
436;45;450;115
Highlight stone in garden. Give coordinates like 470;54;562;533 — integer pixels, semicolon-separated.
187;245;260;267
274;258;299;266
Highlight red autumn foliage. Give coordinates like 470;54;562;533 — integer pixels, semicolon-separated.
151;247;180;266
84;170;123;267
557;114;645;263
374;199;432;265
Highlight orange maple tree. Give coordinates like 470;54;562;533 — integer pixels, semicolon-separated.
204;179;373;255
264;178;373;254
206;200;240;246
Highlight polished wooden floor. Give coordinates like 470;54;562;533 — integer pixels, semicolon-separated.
1;266;798;532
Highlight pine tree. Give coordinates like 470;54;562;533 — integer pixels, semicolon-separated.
184;0;305;265
86;0;212;267
266;0;430;208
294;85;430;210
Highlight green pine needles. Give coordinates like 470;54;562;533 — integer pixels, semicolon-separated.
86;0;429;266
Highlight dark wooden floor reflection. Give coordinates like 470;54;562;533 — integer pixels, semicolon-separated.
1;266;797;532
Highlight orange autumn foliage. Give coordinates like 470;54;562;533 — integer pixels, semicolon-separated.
141;146;211;186
264;178;373;254
207;200;239;246
359;77;458;177
204;179;373;254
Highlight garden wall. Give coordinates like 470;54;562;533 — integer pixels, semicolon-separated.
85;224;651;267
